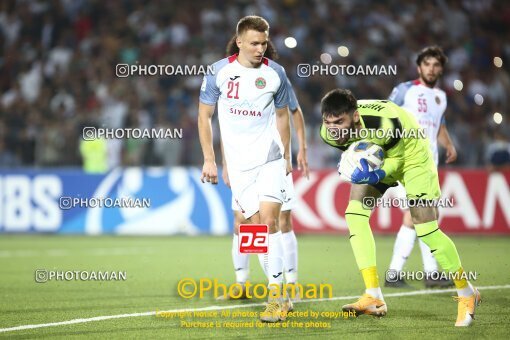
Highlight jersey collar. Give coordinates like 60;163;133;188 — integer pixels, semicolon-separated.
228;53;269;67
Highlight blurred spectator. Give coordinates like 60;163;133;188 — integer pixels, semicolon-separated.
0;137;20;167
79;137;108;173
485;130;510;171
153;113;183;166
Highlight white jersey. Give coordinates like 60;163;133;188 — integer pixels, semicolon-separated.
388;79;447;165
200;54;289;171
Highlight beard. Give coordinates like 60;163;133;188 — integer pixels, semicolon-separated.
422;76;438;87
335;120;357;145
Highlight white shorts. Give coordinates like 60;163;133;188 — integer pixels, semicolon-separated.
383;182;408;211
230;171;295;213
229;158;288;219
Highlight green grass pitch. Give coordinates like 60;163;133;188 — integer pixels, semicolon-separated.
1;234;509;339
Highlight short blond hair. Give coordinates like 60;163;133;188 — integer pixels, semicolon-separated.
236;16;269;36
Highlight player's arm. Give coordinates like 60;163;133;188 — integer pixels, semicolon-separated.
371;116;404;178
198;102;218;184
437;122;457;164
198;66;221;184
351;142;402;185
357;117;404;184
273;66;291;175
287;77;309;178
220;139;230;187
292;106;309;179
276;105;292;174
380;150;403;177
348;149;401;186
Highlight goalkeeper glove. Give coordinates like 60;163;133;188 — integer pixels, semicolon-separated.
351;158;386;185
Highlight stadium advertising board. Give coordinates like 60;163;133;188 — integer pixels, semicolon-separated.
0;169;508;234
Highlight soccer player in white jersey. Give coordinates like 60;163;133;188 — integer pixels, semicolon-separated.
385;46;458;288
198;16;292;322
220;39;309;301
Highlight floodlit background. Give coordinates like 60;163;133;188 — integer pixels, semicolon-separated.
1;0;509;169
0;2;509;337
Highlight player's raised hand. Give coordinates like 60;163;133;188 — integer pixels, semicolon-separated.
445;144;457;164
201;161;218;184
297;148;309;179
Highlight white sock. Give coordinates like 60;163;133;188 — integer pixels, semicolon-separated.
388;225;416;272
457;282;475;297
257;253;268;277
232;234;249;283
267;231;285;286
282;231;298;283
366;287;384;301
419;239;438;273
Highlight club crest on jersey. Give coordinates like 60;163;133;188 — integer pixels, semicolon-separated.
435;96;441;104
255;77;266;89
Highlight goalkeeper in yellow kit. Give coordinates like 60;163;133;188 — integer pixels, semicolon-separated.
319;89;480;327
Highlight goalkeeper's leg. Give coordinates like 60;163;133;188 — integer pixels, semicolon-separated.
342;184;387;317
411;206;480;327
405;164;480;326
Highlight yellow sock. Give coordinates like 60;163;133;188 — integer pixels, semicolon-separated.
453;267;468;289
361;266;379;289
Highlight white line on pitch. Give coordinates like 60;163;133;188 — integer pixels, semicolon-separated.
1;284;509;333
0;247;155;258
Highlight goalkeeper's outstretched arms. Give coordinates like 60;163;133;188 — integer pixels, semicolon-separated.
319;122;403;185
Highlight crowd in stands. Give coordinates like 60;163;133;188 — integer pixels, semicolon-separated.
1;0;509;170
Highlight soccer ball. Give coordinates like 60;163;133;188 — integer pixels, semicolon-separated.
338;141;385;182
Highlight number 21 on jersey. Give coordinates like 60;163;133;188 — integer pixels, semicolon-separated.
227;81;239;99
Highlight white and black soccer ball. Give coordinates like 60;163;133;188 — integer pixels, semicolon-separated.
338;141;385;182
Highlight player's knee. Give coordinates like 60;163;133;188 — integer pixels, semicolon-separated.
233;211;247;235
410;206;436;225
233;215;240;235
279;211;292;233
345;199;371;215
403;211;414;228
344;200;371;229
234;214;244;227
260;216;277;228
260;216;279;233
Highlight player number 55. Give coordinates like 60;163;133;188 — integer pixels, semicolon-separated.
418;98;427;112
